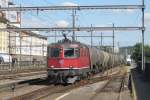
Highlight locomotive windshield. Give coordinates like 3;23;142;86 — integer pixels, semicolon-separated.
50;48;60;57
64;48;79;58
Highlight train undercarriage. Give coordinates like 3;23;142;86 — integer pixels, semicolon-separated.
47;65;109;84
47;68;91;84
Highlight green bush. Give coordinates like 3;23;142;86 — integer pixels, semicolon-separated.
131;43;150;63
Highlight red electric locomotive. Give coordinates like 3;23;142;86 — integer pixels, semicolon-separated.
47;39;91;83
47;38;123;84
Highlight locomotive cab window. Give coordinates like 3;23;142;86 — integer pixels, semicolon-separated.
64;48;79;58
49;48;60;57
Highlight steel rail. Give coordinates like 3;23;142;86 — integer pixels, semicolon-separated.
0;5;144;11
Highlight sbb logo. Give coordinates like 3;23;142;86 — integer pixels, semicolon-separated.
59;60;64;65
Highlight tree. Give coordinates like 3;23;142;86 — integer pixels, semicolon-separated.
131;43;150;63
131;43;141;63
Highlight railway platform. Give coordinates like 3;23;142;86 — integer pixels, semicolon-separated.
131;67;150;100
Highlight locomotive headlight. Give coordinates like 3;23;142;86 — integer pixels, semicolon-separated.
69;66;73;69
50;65;54;68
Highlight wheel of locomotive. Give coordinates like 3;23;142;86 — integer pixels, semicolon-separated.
47;75;57;84
86;72;91;80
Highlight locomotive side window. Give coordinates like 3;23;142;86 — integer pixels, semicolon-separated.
80;49;82;57
64;48;79;58
75;48;80;57
50;48;60;57
83;49;86;56
85;49;87;57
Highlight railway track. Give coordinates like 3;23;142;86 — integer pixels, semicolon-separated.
0;70;47;80
0;66;126;100
90;67;129;100
0;70;47;94
0;67;46;75
117;73;126;100
3;67;121;100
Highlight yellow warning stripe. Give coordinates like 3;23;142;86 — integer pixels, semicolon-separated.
131;74;137;100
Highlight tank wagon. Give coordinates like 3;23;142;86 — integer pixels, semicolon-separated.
47;39;123;84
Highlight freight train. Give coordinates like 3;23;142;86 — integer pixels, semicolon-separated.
47;38;124;84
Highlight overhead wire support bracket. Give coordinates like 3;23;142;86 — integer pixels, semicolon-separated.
0;5;145;11
9;35;113;38
0;27;143;32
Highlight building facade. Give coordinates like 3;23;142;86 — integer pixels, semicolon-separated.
9;30;48;61
0;23;8;54
0;11;8;54
0;0;48;62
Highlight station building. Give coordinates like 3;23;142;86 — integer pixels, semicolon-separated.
0;23;8;54
0;12;8;54
0;0;48;62
0;12;48;62
9;30;48;62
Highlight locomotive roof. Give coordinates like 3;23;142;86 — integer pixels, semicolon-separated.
48;39;122;56
48;39;88;48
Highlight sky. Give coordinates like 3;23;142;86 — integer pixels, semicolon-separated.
11;0;150;47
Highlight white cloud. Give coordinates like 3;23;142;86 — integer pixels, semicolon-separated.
62;2;78;6
22;15;69;28
22;15;50;28
126;9;134;13
145;13;150;20
145;13;150;28
96;24;106;27
144;13;150;33
55;20;69;27
112;9;134;13
32;31;40;34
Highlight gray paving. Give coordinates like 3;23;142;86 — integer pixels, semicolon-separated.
131;68;150;100
43;66;132;100
43;81;108;100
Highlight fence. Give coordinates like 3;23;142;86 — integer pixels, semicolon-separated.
0;61;46;71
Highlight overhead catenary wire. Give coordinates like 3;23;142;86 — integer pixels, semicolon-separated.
9;35;113;38
4;1;145;72
0;5;145;11
1;26;144;32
